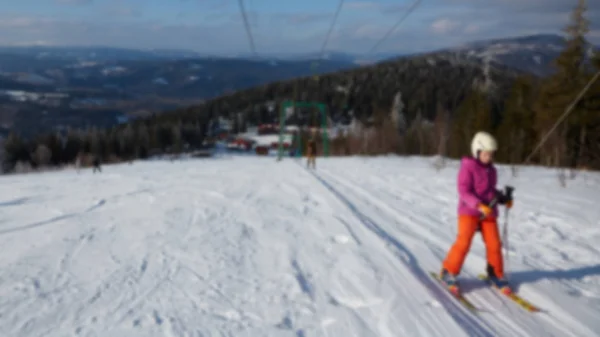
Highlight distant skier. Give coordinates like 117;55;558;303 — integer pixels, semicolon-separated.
306;138;317;169
92;156;101;173
439;131;513;294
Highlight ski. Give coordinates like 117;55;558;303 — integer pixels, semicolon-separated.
477;274;541;312
430;272;478;312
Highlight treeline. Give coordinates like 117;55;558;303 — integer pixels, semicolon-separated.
2;112;210;173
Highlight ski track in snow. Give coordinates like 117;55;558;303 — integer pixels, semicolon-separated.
0;156;599;337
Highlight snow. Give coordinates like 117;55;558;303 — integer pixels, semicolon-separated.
0;156;599;337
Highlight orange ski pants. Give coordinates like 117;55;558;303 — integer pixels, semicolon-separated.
442;215;504;278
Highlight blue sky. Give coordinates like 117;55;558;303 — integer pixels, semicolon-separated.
0;0;598;55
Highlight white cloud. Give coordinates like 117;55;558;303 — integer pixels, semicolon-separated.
464;24;480;34
430;18;460;34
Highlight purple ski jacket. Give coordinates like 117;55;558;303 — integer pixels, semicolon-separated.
457;156;499;218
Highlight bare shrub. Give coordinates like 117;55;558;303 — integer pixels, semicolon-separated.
557;169;567;187
104;154;121;164
432;156;447;172
14;161;33;174
569;169;577;180
77;153;97;167
32;144;52;167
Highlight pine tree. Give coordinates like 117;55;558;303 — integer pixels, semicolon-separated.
534;0;589;167
172;123;183;153
120;124;136;159
496;76;537;164
450;88;492;158
582;49;600;167
136;124;151;158
406;110;426;155
557;0;589;75
63;130;83;163
3;133;29;172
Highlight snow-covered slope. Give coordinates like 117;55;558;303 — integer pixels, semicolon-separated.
0;156;599;337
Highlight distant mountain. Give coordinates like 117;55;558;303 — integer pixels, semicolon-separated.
438;34;597;76
242;34;598;76
238;51;404;65
0;46;206;62
0;45;397;66
3;34;595;77
0;45;360;99
0;58;356;99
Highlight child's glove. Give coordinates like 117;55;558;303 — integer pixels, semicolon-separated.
497;190;513;209
478;204;493;217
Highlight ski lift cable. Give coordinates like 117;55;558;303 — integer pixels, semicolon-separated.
334;0;422;116
237;0;257;57
313;0;423;70
290;0;424;132
522;69;600;166
317;0;346;62
365;0;423;57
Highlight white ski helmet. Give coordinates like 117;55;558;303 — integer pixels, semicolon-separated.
471;131;497;158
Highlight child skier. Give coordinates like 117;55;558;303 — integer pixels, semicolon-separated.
440;131;513;294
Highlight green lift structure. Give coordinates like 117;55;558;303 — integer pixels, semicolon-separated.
277;100;329;160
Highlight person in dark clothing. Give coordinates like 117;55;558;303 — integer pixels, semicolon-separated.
306;138;317;169
92;157;101;173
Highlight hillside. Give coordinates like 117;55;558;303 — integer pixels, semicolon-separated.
0;33;592;137
56;58;356;99
244;34;598;77
168;51;523;128
0;156;599;336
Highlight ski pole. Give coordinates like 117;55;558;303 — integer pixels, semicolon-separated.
502;186;514;278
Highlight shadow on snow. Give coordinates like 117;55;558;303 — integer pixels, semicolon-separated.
509;264;600;292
